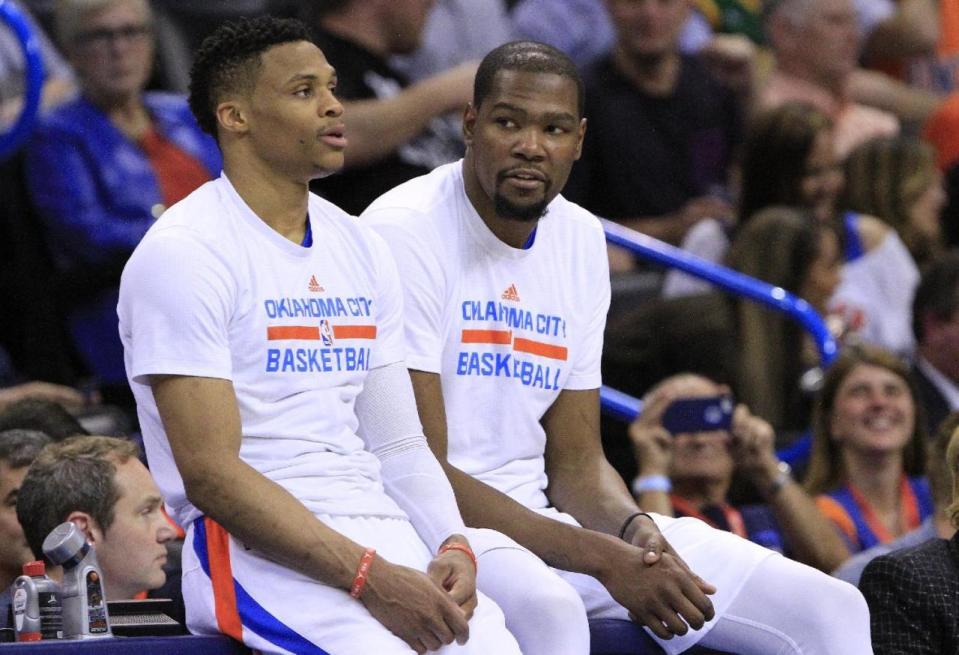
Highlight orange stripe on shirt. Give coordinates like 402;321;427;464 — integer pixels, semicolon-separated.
267;326;320;340
204;518;243;642
333;325;377;339
815;495;858;547
461;329;512;344
513;337;568;361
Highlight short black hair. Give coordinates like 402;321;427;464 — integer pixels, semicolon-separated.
0;429;51;469
474;41;585;118
0;399;89;442
189;15;315;137
913;250;959;342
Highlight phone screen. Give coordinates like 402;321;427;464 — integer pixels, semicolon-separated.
660;395;734;435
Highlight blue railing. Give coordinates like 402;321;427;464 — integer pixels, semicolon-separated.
0;0;45;161
599;218;839;428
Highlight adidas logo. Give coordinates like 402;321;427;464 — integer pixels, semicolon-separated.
501;283;520;302
308;275;324;293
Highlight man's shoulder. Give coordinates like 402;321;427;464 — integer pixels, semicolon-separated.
548;195;606;238
868;535;954;576
363;163;460;229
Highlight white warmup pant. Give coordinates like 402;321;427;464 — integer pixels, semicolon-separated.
469;511;873;655
181;515;521;655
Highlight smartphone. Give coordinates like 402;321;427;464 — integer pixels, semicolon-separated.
661;395;734;435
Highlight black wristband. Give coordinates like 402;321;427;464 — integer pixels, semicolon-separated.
618;511;652;541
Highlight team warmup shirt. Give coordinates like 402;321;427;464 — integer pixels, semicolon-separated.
119;174;408;527
363;161;610;510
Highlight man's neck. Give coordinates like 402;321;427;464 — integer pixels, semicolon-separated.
319;8;389;58
612;47;681;97
461;157;538;249
223;154;311;244
775;59;846;101
91;93;152;141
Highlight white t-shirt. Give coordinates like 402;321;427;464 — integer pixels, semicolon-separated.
363;161;610;511
119;174;408;527
829;230;919;356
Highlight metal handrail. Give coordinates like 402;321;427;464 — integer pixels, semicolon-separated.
599;218;839;425
0;0;45;161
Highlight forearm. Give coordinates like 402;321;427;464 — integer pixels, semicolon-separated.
341;78;458;167
444;462;628;579
848;69;942;123
763;480;850;572
548;457;641;538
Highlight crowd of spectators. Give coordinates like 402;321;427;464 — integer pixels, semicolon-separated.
2;0;959;652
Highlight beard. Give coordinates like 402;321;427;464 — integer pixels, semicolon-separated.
493;188;549;223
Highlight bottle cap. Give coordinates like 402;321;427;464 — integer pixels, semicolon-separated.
22;561;45;576
42;522;88;567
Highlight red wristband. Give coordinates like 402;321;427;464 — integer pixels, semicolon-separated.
349;547;376;599
438;542;477;572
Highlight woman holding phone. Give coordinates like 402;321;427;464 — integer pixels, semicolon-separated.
805;346;933;555
628;373;851;572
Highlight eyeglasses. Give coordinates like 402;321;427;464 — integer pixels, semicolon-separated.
75;23;151;49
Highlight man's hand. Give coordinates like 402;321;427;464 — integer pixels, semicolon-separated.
361;556;470;654
628;388;675;479
728;405;780;488
602;527;717;640
427;535;478;620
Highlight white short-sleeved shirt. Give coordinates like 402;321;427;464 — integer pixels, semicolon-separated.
363;161;610;511
830;230;919;356
119;174;408;527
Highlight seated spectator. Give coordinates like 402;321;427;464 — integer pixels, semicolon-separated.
805;345;934;555
24;0;221;398
0;429;51;632
0;398;90;441
835;411;959;585
605;206;842;437
563;0;741;261
912;251;959;436
663;102;844;297
301;0;477;214
666;103;919;356
15;436;178;608
842;135;946;268
760;0;899;158
629;373;850;571
858;416;959;653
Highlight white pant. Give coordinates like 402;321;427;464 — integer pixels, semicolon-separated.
470;511;873;655
181;515;521;655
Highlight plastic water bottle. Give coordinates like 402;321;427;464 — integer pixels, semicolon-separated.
12;560;63;641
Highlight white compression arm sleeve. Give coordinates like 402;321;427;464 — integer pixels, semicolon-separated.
354;361;466;553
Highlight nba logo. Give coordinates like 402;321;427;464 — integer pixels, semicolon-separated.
320;320;335;346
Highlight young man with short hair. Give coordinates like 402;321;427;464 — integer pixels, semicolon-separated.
16;435;175;602
364;40;874;655
118;16;518;655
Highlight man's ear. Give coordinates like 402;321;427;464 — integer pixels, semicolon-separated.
66;511;98;545
574;117;587;160
216;100;249;136
462;103;477;147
